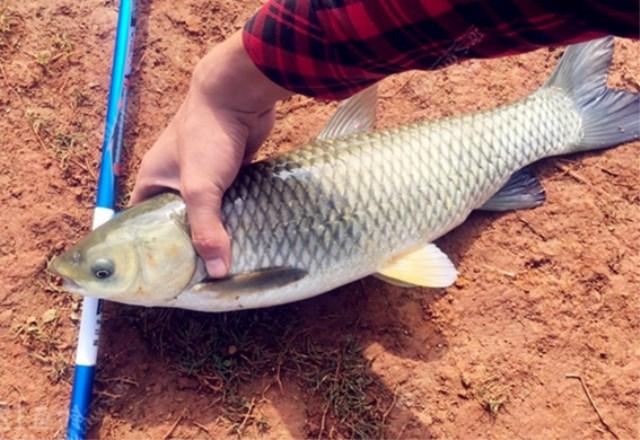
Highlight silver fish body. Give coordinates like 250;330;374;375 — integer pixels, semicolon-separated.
49;37;639;311
171;89;576;309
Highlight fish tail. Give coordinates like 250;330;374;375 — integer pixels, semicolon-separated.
544;36;639;153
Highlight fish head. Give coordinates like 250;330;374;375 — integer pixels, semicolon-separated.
49;227;139;299
48;194;199;305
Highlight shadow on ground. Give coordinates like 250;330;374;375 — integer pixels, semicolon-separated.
90;204;502;439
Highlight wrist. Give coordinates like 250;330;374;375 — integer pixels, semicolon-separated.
192;31;293;114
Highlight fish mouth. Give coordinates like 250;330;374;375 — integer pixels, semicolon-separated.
53;275;86;295
60;277;83;293
48;257;81;292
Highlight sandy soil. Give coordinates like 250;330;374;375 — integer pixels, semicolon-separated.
1;1;638;439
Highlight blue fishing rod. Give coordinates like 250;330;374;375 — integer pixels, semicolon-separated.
67;1;136;438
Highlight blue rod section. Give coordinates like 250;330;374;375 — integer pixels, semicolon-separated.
95;0;134;209
67;1;136;439
67;366;96;437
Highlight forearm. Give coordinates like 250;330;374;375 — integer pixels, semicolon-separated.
242;0;639;99
192;31;293;117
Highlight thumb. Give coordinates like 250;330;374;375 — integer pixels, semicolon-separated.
182;180;231;278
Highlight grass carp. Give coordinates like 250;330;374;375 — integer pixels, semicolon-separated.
49;37;639;311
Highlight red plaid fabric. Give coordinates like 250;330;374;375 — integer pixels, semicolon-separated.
243;0;639;99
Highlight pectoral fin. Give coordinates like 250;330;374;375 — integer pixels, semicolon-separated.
375;244;457;288
191;267;307;297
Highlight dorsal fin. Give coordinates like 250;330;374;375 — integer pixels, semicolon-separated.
316;85;378;141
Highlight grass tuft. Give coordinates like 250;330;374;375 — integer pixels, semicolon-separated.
128;306;390;438
288;336;384;439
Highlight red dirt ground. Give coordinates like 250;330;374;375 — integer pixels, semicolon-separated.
0;1;638;439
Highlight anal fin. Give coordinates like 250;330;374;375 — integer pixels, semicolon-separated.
479;167;545;212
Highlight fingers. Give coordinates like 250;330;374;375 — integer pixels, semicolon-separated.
177;106;247;278
182;180;231;278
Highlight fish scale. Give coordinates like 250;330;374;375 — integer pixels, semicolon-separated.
222;88;580;280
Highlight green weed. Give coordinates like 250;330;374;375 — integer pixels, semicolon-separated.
130;307;390;438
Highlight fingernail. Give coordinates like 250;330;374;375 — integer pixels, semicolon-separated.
206;258;227;277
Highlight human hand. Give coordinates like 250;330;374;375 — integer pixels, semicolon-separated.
131;31;292;277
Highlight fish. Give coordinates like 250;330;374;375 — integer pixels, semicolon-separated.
49;37;639;312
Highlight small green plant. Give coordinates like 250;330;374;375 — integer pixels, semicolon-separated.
25;107;91;173
34;49;52;68
476;378;510;417
25;108;53;143
54;131;85;150
29;32;75;74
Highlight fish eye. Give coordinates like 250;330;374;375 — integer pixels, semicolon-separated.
91;258;115;279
